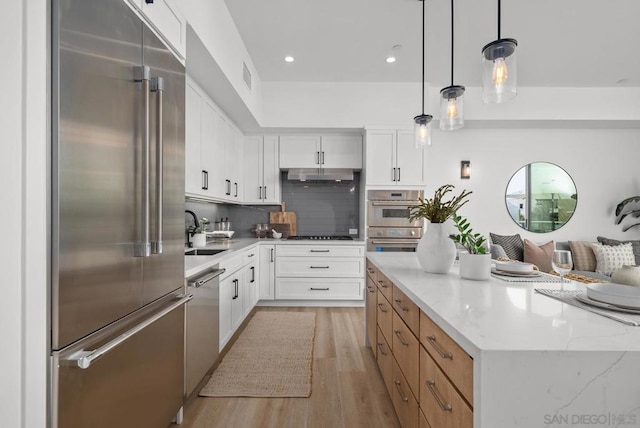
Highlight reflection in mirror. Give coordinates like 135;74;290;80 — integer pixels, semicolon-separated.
505;162;577;233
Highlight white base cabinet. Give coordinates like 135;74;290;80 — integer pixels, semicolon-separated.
259;245;276;300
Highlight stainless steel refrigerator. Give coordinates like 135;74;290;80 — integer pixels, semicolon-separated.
51;0;187;426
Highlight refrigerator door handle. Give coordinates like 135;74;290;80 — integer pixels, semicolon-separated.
151;76;164;254
69;294;193;369
134;65;151;257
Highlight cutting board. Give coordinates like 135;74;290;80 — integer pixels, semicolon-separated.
270;202;297;236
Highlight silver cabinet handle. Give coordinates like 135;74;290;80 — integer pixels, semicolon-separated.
377;280;388;288
70;294;192;369
310;287;330;291
393;380;409;402
376;342;388;356
366;267;375;274
310;249;330;253
426;380;453;411
151;77;164;254
426;335;453;359
270;248;274;262
366;286;375;293
133;66;151;257
310;266;330;269
394;299;409;312
394;330;409;346
377;303;388;313
188;268;225;288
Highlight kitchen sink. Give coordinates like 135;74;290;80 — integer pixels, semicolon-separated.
185;249;228;256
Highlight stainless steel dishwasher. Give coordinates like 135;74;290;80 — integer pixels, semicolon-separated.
185;265;225;397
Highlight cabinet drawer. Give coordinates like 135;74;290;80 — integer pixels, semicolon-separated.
375;326;393;397
365;276;378;357
376;271;393;302
366;259;378;281
276;257;363;277
275;278;363;300
219;254;243;279
391;355;419;428
392;311;420;398
376;290;393;345
420;311;473;405
392;285;420;338
277;245;364;258
243;246;258;265
420;346;472;428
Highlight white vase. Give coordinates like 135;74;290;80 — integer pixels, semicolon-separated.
611;265;640;287
459;253;491;281
192;233;206;248
416;222;456;274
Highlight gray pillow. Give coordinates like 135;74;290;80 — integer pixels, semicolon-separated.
490;233;524;261
490;244;508;260
596;236;640;265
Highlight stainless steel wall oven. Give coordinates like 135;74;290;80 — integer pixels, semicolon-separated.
367;190;424;252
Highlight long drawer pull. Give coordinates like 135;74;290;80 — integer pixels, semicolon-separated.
366;268;375;274
310;249;330;253
377;303;388;313
377;280;388;288
394;330;409;346
394;299;409;312
426;335;453;359
376;342;388;356
426;380;453;411
366;286;375;293
310;266;330;269
393;380;409;402
310;287;330;291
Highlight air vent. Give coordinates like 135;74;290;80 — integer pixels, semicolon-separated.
242;62;252;91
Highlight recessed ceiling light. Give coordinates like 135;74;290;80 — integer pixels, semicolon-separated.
386;56;396;63
284;56;295;63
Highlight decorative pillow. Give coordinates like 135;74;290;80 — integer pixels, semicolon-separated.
524;239;554;273
568;241;597;272
596;236;640;265
490;233;524;261
590;242;636;276
490;244;508;260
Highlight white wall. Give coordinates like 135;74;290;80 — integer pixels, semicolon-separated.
424;127;640;243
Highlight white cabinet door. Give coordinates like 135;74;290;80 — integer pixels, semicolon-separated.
396;130;425;186
243;136;263;204
201;101;223;198
259;245;276;300
185;81;203;195
262;136;280;204
242;262;258;316
230;273;243;330
279;135;321;169
219;275;234;350
138;0;186;58
320;135;362;169
231;126;244;201
366;130;397;186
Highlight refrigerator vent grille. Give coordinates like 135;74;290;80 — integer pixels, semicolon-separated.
242;62;252;91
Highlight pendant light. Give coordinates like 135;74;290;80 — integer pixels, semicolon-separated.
481;0;518;103
439;0;465;131
414;0;433;148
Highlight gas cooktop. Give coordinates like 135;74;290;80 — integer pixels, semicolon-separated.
287;235;354;241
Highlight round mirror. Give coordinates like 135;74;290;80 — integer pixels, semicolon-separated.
505;162;577;233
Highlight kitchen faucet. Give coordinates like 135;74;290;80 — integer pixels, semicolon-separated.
185;210;200;248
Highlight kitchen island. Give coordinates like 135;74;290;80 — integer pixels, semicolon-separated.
367;252;640;428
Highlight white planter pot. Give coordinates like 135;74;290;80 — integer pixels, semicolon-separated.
192;233;206;248
459;253;491;281
416;222;456;274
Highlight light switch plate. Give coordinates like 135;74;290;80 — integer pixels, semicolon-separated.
349;229;358;235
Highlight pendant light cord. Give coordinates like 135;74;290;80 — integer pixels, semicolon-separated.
450;0;454;86
421;0;425;115
497;0;501;40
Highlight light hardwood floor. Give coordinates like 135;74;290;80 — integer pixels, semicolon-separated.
180;307;401;428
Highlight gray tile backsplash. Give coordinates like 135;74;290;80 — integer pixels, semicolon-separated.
185;200;280;239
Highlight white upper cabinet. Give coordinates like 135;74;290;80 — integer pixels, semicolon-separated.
279;135;362;170
126;0;186;59
244;136;281;205
366;129;425;186
222;122;244;202
185;82;203;195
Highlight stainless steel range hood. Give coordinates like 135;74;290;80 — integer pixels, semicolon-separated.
287;168;355;181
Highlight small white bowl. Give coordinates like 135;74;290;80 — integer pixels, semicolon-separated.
271;230;283;239
586;282;640;309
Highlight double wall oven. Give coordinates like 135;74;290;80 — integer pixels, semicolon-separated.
367;190;424;252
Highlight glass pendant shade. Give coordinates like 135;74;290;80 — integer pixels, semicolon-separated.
439;85;465;131
481;38;518;103
414;114;433;147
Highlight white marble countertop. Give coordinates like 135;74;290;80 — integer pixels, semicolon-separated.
367;252;640;356
185;238;366;279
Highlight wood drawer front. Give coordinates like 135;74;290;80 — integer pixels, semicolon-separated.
376;326;393;397
276;245;363;258
419;409;433;428
376;271;393;302
391;355;419;428
365;276;378;357
392;285;420;337
376;290;393;345
276;257;363;277
366;259;378;281
420;311;473;405
419;346;473;428
392;311;420;398
275;278;363;300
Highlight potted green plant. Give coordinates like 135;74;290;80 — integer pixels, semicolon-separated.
449;214;491;280
408;185;472;273
189;217;210;247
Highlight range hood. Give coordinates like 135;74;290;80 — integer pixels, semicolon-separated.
287;168;355;181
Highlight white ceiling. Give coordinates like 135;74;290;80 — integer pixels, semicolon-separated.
224;0;640;87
